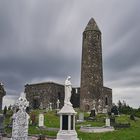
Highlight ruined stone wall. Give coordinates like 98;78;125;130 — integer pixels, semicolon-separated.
102;87;112;111
25;82;64;109
25;82;80;109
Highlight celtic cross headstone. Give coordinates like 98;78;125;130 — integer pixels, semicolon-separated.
11;93;30;140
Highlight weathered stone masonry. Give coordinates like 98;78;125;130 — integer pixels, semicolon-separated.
25;82;80;109
80;18;112;111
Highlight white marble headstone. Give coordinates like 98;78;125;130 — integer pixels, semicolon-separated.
105;118;110;127
39;113;44;127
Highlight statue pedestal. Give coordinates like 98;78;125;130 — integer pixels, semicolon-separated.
56;104;79;140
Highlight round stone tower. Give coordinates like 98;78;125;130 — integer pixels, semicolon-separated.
80;18;103;111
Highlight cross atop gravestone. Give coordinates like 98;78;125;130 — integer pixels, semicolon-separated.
57;99;60;110
14;92;29;110
49;102;52;111
11;92;30;140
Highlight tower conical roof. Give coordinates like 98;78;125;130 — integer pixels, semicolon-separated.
84;18;100;32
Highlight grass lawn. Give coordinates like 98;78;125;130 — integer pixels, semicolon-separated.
3;109;140;140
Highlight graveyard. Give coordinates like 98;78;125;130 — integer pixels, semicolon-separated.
0;1;140;140
1;108;140;140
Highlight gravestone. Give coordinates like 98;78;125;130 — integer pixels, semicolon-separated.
105;118;110;127
46;107;49;112
77;113;84;122
79;113;84;121
90;109;96;117
11;92;30;140
111;113;115;116
39;114;44;127
49;103;52;111
102;108;107;114
30;113;36;125
110;116;116;125
39;102;43;110
57;99;60;110
0;114;4;133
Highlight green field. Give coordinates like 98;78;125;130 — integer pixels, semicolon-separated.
4;110;140;140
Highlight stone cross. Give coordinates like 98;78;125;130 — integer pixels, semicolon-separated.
57;99;60;109
11;93;30;140
49;102;52;111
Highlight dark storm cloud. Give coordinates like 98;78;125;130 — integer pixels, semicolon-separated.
0;0;81;95
0;0;140;107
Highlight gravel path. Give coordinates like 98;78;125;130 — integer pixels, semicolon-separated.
2;137;55;140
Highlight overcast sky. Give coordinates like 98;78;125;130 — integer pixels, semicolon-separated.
0;0;140;108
